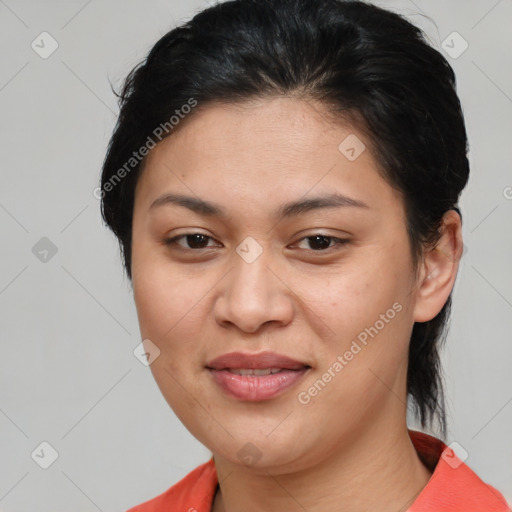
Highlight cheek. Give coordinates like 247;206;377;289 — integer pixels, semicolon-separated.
132;236;192;326
132;263;226;445
293;254;412;384
132;256;207;367
295;257;407;333
133;266;210;422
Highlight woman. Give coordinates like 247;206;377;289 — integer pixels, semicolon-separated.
99;0;511;510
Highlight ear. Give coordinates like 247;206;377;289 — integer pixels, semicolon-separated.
413;209;464;323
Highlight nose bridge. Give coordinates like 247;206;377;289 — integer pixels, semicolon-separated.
230;237;274;303
215;237;291;331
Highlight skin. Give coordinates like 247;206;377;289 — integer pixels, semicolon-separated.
130;96;463;512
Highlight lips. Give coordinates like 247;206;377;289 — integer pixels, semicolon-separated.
206;351;311;401
206;351;310;371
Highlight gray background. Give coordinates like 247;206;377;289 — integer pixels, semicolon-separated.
0;0;511;510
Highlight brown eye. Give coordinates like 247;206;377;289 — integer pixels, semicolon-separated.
295;235;349;252
164;233;218;250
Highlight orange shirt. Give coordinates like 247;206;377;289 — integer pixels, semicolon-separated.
127;430;511;512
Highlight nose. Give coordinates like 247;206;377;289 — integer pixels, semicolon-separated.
213;243;294;334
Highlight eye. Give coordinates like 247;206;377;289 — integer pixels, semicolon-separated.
163;232;349;253
164;233;219;250
293;234;349;252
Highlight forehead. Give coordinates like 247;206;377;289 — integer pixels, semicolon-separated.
134;97;402;219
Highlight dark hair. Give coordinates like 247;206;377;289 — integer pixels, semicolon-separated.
100;0;470;439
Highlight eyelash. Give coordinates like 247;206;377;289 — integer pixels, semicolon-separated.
163;233;349;254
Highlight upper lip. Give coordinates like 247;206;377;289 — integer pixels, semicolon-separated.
206;351;310;370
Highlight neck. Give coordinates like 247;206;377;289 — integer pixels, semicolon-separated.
211;422;432;512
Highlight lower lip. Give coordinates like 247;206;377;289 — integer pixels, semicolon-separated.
208;368;309;401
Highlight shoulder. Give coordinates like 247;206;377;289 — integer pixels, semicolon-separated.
126;458;218;512
408;430;511;512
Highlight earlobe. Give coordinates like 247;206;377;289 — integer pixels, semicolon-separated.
413;209;463;323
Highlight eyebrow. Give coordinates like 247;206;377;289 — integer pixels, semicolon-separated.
149;192;369;218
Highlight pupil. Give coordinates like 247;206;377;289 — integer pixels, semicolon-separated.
187;234;208;248
309;235;330;250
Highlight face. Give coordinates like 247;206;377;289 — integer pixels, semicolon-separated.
131;97;424;473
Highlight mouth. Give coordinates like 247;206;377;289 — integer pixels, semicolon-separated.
221;367;296;375
206;351;311;401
